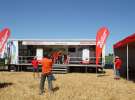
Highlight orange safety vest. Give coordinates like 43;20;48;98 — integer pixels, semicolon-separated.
41;58;53;74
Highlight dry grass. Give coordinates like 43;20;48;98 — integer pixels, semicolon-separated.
0;69;135;100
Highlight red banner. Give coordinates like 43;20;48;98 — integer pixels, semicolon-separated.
0;28;10;53
96;27;109;65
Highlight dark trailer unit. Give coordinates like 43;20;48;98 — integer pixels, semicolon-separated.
114;33;135;80
6;39;105;73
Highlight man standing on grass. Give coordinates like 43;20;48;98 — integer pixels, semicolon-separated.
39;53;53;95
114;56;122;80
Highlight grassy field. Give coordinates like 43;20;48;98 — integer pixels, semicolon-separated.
0;69;135;100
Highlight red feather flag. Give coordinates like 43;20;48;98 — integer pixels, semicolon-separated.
96;27;109;65
0;28;10;53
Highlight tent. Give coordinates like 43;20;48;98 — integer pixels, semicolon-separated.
113;33;135;80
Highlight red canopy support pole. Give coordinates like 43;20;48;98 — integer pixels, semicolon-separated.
113;49;116;77
127;44;129;80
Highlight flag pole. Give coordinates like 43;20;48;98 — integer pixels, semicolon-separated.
102;45;105;74
127;44;129;80
96;61;98;77
113;47;116;78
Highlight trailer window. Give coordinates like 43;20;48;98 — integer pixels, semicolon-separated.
68;48;76;52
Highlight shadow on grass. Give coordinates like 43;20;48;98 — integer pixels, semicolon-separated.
97;74;110;77
52;86;59;92
0;82;13;89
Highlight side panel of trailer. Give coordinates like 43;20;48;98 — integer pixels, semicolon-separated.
6;39;105;72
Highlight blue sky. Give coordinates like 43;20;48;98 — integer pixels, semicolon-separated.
0;0;135;54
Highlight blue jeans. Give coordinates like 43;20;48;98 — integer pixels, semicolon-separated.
115;69;120;78
40;73;53;93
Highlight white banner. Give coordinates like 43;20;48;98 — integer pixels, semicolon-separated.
10;41;18;64
82;48;90;63
36;48;43;60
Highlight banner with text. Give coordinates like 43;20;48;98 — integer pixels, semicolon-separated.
96;27;109;65
0;28;10;58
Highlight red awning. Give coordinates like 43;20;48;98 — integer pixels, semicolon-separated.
113;33;135;48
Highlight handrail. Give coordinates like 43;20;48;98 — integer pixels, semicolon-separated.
17;56;103;65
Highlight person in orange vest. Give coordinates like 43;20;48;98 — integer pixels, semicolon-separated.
39;53;53;95
114;56;122;80
31;57;39;79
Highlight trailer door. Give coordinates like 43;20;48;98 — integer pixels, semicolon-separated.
82;48;90;64
36;48;43;60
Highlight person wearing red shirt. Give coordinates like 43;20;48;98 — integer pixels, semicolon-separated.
114;56;122;80
39;54;53;95
31;57;39;78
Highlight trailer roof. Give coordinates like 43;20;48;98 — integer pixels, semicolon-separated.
9;38;95;41
9;38;96;45
113;33;135;48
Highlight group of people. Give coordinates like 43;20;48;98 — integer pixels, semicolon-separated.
51;51;70;64
31;53;123;95
31;53;55;95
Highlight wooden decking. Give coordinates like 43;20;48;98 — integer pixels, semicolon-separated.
8;63;103;73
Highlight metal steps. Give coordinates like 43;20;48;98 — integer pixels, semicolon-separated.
52;64;68;74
